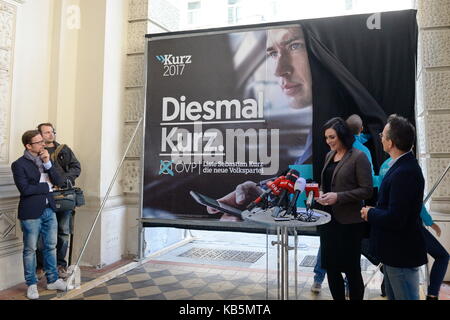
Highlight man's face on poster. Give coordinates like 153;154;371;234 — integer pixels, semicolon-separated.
266;26;313;109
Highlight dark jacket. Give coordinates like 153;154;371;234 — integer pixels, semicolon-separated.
48;141;81;188
321;148;373;224
11;156;63;220
368;151;427;268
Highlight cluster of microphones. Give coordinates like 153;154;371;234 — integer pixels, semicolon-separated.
246;169;321;222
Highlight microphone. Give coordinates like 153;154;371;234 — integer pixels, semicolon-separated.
285;177;306;217
305;182;320;211
246;176;284;210
271;169;300;217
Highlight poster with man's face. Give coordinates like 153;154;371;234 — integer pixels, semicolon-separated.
143;24;314;227
142;10;419;230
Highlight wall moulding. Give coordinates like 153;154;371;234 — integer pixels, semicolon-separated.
0;165;14;182
73;195;131;214
0;209;16;237
1;0;24;7
0;0;17;165
0;238;22;258
430;199;450;214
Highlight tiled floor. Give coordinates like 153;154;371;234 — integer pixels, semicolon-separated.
70;259;383;300
0;259;133;300
1;231;448;300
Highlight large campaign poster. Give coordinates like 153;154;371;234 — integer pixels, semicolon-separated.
142;10;418;231
143;24;314;229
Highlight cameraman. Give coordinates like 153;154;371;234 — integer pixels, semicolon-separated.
36;123;81;278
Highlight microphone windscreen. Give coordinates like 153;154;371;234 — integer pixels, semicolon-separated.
285;169;300;182
294;177;306;192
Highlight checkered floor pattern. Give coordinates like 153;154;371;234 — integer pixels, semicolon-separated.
73;262;316;300
4;258;443;300
1;274;98;300
69;260;385;300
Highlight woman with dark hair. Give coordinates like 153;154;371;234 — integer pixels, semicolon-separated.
316;117;373;300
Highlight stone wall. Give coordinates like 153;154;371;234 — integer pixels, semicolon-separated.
124;0;183;258
0;0;24;290
416;0;450;281
416;0;450;214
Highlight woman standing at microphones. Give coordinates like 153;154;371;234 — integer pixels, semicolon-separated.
316;117;373;300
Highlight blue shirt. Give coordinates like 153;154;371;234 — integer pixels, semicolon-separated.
353;134;376;186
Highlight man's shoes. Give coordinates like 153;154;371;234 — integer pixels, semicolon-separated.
58;266;68;279
36;268;45;280
311;282;322;294
426;295;438;300
27;284;39;300
47;278;68;291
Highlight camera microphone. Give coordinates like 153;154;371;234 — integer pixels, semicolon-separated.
285;177;307;217
305;182;320;211
271;169;299;217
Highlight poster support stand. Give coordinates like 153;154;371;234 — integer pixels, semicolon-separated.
243;207;330;300
66;117;143;290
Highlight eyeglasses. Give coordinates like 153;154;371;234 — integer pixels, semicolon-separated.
30;140;45;145
379;132;390;140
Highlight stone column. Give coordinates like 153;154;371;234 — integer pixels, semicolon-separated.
0;0;24;290
416;0;450;280
124;0;183;257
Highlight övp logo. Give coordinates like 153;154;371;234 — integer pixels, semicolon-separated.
159;160;174;176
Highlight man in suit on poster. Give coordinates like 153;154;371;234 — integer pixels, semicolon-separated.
207;25;314;221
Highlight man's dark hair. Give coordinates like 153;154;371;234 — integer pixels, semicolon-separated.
346;114;363;135
386;114;416;152
22;130;41;147
37;122;54;134
323;117;355;150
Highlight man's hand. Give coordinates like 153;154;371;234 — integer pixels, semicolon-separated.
430;223;442;237
39;149;50;163
360;206;373;221
316;192;337;206
206;181;263;221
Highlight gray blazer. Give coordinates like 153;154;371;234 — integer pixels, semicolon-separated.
320;148;373;224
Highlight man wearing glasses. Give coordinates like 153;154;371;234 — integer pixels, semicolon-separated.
11;130;68;299
361;115;427;300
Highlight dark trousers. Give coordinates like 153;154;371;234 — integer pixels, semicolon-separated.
320;219;365;300
37;210;73;268
327;266;365;300
422;227;449;296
